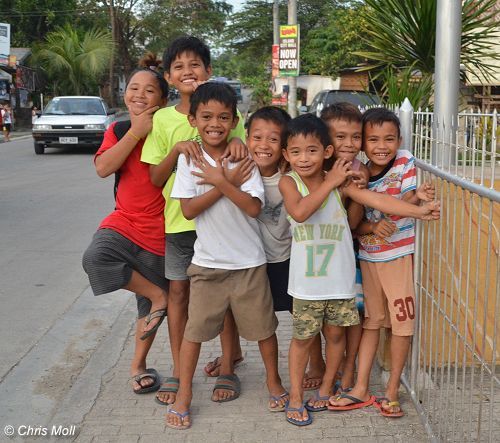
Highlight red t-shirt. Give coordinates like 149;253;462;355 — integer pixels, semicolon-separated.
95;122;165;256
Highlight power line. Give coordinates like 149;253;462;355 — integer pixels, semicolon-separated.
0;7;103;18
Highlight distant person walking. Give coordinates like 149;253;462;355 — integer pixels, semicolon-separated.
2;104;12;142
31;106;39;125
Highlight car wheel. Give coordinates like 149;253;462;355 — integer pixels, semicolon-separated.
34;143;45;155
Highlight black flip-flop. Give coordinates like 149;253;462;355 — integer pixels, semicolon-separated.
140;308;167;340
130;368;161;394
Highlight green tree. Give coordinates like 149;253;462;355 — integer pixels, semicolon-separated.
34;25;113;95
356;0;500;105
0;0;79;46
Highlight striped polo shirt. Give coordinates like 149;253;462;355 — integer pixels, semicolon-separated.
358;149;417;262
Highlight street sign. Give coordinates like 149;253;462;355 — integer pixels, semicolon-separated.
0;23;10;66
279;25;299;77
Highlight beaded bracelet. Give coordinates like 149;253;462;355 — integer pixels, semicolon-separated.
128;130;141;141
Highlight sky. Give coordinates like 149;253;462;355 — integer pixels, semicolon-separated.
227;0;245;12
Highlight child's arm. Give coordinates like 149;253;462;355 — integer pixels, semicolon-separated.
355;218;397;238
149;140;204;187
343;181;440;220
95;106;159;177
179;158;255;220
346;166;370;229
279;159;352;223
402;182;436;204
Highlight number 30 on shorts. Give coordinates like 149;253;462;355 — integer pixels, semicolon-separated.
394;297;415;321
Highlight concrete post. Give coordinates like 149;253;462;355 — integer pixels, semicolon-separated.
433;0;461;166
287;0;297;117
399;98;414;154
273;0;279;45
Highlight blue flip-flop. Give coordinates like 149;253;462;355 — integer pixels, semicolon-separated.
305;391;331;412
165;408;191;430
285;402;313;426
268;391;289;412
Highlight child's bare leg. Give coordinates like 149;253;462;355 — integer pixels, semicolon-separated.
124;270;167;334
205;310;243;377
330;328;379;406
288;336;314;422
258;333;288;410
211;310;238;401
130;318;155;391
156;279;189;404
341;323;363;389
303;334;325;389
380;332;411;414
166;339;200;428
308;325;345;409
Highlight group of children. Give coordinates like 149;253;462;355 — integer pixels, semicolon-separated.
82;36;440;430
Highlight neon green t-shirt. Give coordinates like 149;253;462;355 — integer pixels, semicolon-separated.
141;105;246;234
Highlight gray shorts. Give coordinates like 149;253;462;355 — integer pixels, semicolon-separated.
165;231;197;280
82;228;168;319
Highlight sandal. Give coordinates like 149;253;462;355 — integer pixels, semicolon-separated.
211;374;241;403
204;356;244;377
165;408;191;430
305;391;331;412
155;376;179;405
140;308;166;340
268;391;289;412
327;392;375;411
373;396;404;418
130;368;161;394
285;403;313;426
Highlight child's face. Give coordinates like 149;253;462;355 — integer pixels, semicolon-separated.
124;71;166;116
326;118;362;162
188;100;238;150
363;121;401;175
247;118;283;176
283;133;332;179
165;51;212;95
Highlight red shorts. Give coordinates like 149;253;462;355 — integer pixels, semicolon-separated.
359;255;415;336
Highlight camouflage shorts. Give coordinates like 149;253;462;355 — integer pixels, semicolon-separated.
292;298;360;340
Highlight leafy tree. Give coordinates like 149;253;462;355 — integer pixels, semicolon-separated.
0;0;79;46
357;0;500;81
33;25;113;95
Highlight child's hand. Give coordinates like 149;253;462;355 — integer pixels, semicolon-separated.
191;158;226;187
174;141;203;164
224;157;254;187
350;170;368;189
416;182;435;202
417;200;441;220
129;105;159;139
190;80;208;92
325;158;352;189
222;137;248;162
371;218;397;238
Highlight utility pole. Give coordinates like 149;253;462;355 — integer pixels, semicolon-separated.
108;0;116;107
287;0;297;117
433;0;461;166
273;0;279;45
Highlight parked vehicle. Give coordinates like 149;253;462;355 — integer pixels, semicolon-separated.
210;77;243;102
32;96;116;155
300;90;380;117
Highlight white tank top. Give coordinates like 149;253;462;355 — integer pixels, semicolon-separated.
287;171;356;300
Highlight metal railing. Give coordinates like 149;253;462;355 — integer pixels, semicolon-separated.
399;104;500;442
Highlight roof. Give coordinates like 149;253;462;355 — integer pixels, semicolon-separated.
10;48;31;64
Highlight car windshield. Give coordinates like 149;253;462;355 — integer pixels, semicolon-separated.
325;91;380;107
43;98;106;116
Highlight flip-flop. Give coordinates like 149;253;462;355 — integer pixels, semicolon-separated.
155;376;179;405
302;376;323;391
305;391;331;412
285;403;313;426
268;391;289;412
203;356;244;377
373;396;405;418
327;392;375;411
211;374;241;403
165;408;191;430
130;368;161;394
140;308;167;340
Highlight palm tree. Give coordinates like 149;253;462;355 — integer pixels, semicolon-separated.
34;25;114;96
355;0;499;106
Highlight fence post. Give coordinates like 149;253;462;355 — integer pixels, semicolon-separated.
399;98;414;154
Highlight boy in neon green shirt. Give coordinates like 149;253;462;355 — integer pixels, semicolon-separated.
141;36;246;405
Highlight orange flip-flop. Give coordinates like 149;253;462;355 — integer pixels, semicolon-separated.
373;396;404;418
327;392;375;411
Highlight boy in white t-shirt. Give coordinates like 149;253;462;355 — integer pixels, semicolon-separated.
166;82;286;430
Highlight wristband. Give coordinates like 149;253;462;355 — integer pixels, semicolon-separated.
128;130;141;141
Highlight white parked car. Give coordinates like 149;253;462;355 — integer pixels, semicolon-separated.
32;96;116;154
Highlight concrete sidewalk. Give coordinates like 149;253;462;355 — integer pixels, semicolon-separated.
72;305;429;443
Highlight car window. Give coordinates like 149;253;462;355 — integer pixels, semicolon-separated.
325;91;380;107
44;98;106;116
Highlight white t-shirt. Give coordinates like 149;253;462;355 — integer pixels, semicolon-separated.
171;149;267;270
258;172;291;263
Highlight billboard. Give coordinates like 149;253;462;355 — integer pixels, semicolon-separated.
279;25;299;77
0;23;10;66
